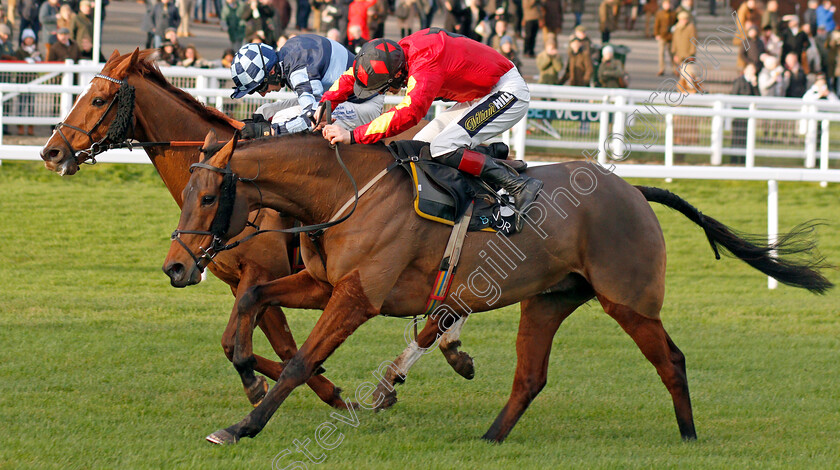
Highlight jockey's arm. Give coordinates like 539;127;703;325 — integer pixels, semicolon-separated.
320;67;357;109
271;67;321;135
348;73;440;145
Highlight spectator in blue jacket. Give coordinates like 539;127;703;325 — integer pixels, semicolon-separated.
816;0;836;33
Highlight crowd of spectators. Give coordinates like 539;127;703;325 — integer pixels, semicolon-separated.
0;0;98;63
0;0;838;99
731;0;840;99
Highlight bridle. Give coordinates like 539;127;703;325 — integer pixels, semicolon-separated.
55;73;136;165
170;161;246;271
170;143;366;272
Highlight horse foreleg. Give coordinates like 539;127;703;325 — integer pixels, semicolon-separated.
221;307;270;406
207;271;378;445
257;306;349;409
227;270;344;408
482;294;580;442
598;295;697;441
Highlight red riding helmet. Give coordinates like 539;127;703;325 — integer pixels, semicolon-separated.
353;39;407;99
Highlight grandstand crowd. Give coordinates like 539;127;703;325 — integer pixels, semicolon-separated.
0;1;839;97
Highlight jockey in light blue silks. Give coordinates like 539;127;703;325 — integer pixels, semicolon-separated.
230;35;384;138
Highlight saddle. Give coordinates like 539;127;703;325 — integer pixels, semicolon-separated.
387;140;527;236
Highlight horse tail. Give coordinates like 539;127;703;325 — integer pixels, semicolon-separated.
635;185;834;294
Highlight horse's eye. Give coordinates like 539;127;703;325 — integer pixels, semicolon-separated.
201;195;217;206
92;97;106;107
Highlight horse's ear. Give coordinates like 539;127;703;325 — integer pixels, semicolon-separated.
203;129;218;151
108;49;120;62
110;48;141;78
127;48;141;69
208;133;237;169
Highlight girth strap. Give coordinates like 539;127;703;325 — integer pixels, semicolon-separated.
423;201;474;315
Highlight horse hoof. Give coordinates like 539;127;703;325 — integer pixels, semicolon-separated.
244;376;269;407
442;341;475;380
453;352;475;380
206;429;238;445
374;388;398;411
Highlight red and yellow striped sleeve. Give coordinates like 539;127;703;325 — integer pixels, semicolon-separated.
351;72;442;145
320;67;356;107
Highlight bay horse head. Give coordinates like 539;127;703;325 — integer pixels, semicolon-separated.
163;130;251;287
41;48;151;175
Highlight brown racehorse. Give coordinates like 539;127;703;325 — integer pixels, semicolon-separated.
38;49;351;408
38;49;466;409
163;131;831;445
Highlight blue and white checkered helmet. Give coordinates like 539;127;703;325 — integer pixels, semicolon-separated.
230;43;279;99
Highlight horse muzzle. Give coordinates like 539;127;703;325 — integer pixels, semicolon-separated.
40;145;79;176
162;260;203;288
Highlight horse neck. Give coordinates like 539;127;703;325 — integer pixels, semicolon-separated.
233;139;392;225
128;75;236;207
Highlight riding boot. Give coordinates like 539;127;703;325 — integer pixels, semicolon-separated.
437;147;543;231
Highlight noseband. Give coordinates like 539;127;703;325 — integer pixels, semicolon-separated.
55;73;136;165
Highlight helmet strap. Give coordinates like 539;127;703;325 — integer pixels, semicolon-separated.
267;62;284;86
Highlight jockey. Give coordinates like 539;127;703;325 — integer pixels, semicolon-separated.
229;36;384;138
321;29;542;230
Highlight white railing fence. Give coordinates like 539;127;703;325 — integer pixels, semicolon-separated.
2;61;839;290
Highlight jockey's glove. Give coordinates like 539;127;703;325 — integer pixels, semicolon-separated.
240;119;273;139
274;108;315;136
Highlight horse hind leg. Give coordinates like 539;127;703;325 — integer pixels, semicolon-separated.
482;293;585;442
370;315;446;411
438;314;476;380
369;310;469;410
598;295;697;441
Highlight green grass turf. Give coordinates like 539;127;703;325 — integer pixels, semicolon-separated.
1;161;838;469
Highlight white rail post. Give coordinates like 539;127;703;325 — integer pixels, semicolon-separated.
710;100;723;165
59;59;74;119
0;90;3;165
805;105;817;168
513;114;526;160
195;74;208;105
820;119;829;187
597;95;610;165
612;95;626;158
767;179;778;290
664;112;674;182
93;0;102;64
745;102;756;168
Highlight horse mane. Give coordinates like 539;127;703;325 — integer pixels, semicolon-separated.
118;52;242;130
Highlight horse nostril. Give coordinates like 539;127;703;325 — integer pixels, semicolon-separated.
41;147;61;163
165;262;185;279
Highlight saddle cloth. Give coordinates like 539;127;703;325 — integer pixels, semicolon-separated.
387;140;520;235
